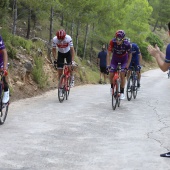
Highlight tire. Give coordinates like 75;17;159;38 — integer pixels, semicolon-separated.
0;95;9;125
117;80;121;107
66;76;71;100
112;83;118;110
126;76;133;101
133;77;138;99
58;75;66;103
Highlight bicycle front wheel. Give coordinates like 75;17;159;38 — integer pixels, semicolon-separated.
112;84;118;110
0;97;9;125
66;76;71;100
126;76;133;101
58;75;66;103
133;78;138;99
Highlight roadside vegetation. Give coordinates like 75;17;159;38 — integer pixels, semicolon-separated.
0;0;169;98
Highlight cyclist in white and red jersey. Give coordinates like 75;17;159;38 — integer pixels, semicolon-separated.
52;29;75;87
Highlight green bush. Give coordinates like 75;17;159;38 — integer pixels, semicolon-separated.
7;45;17;59
138;41;152;61
32;56;48;88
10;35;33;52
146;32;164;50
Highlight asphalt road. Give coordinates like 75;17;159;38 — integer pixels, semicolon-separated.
0;69;170;170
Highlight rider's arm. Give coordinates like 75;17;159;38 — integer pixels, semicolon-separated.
107;40;113;66
52;37;57;60
2;48;8;70
139;53;142;66
52;47;57;60
148;44;170;72
70;46;75;61
126;52;132;68
106;50;112;66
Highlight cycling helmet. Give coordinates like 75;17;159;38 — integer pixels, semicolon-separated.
56;29;66;40
115;30;125;39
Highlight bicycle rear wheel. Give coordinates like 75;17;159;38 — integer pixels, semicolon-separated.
0;96;9;125
66;76;71;100
112;84;118;110
133;78;138;99
58;75;66;103
126;76;133;101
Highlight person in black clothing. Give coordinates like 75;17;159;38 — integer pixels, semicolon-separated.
97;45;107;84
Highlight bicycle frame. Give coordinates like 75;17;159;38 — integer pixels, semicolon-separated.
58;63;72;102
126;66;138;101
111;64;122;110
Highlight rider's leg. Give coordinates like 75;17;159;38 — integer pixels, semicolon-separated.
137;71;141;87
2;76;9;103
110;72;114;94
120;72;126;92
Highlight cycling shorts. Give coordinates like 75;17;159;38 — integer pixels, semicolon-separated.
57;51;72;69
0;62;8;70
110;54;128;72
129;61;140;71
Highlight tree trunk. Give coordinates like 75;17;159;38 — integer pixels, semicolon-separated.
26;8;31;39
71;20;74;38
75;20;80;56
90;23;94;62
82;23;89;60
12;0;17;35
61;12;64;26
152;20;158;32
49;6;53;44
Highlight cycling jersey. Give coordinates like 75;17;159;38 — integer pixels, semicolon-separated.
108;38;131;57
0;35;5;64
129;43;141;70
108;38;131;71
52;34;73;53
165;44;170;63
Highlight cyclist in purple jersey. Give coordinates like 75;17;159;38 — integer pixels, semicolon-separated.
107;30;132;99
0;35;9;103
148;22;170;158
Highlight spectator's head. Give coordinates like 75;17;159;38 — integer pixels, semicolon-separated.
102;45;106;51
168;22;170;36
56;29;66;40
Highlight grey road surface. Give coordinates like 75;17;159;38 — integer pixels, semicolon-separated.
0;69;170;170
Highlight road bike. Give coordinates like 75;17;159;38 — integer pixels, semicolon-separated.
167;67;170;79
0;71;9;125
126;65;140;101
58;63;72;103
110;63;122;110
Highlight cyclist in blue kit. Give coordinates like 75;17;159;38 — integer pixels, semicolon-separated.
127;39;142;88
0;35;9;104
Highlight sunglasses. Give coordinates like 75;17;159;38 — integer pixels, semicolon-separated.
116;38;123;41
